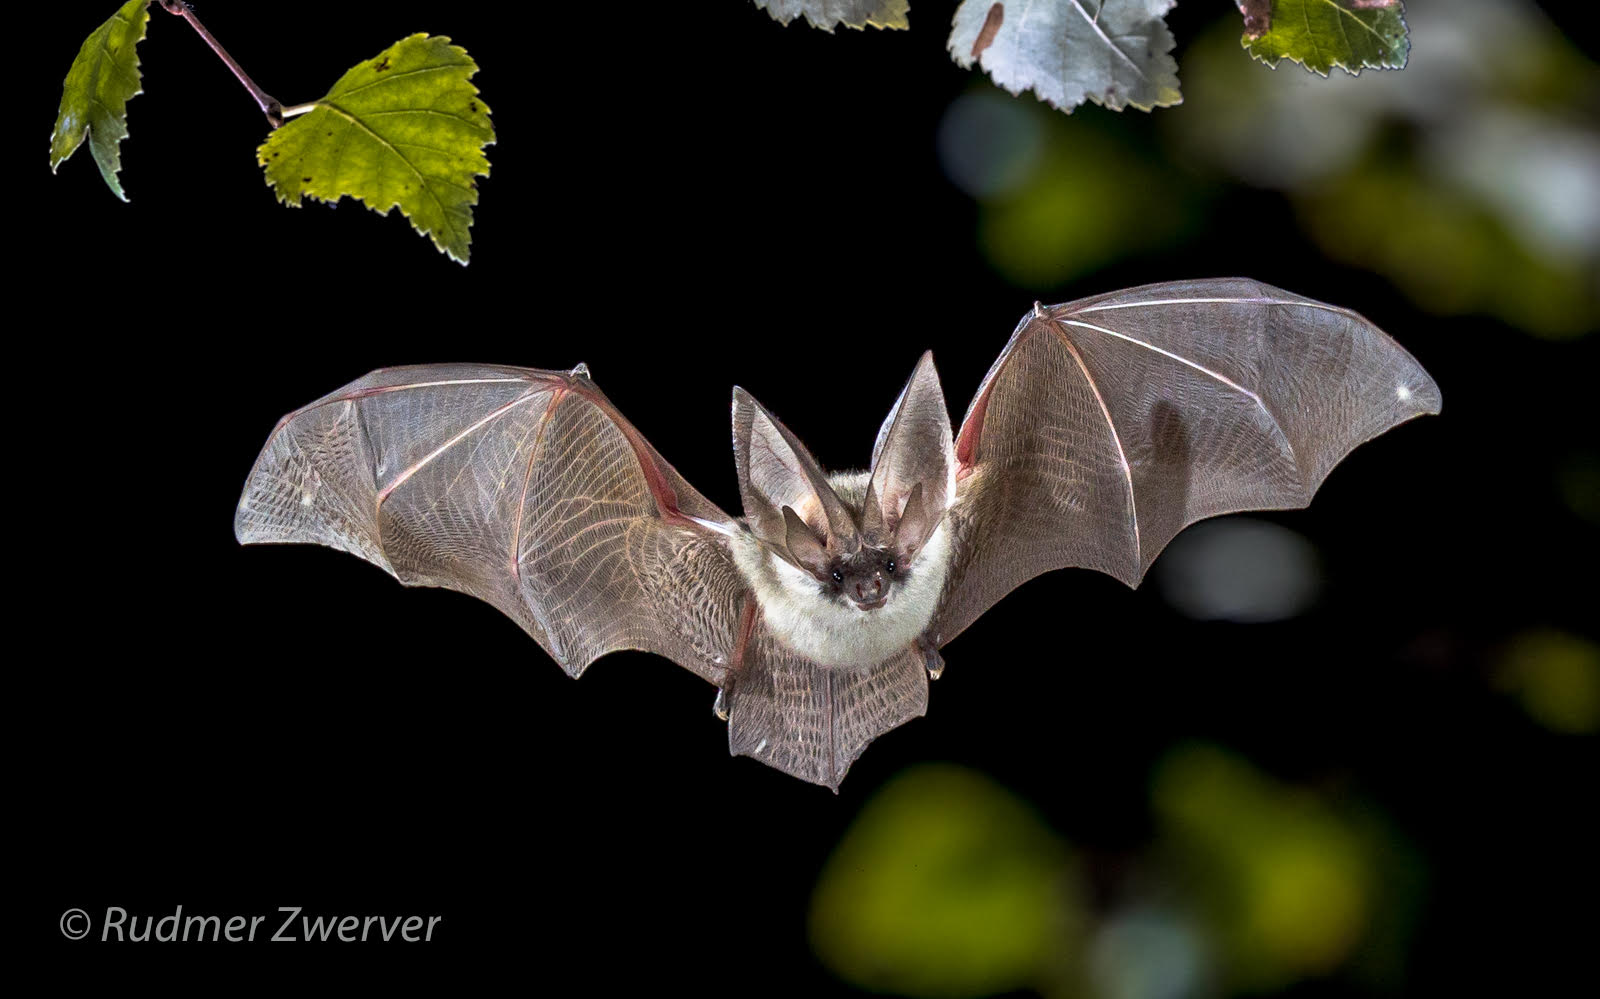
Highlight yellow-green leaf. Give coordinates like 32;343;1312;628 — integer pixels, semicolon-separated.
753;1;910;31
258;34;495;264
1241;0;1409;77
50;0;151;201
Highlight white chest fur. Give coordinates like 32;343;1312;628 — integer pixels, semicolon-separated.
729;517;951;670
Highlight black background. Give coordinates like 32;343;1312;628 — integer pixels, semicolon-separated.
29;2;1595;992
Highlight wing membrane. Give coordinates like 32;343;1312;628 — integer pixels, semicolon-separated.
933;278;1440;645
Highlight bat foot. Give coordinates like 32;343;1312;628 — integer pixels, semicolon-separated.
713;687;730;722
916;637;945;681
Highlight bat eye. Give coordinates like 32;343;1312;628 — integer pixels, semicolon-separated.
831;570;843;583
886;560;896;574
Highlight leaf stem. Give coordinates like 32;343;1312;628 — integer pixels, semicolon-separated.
158;1;284;127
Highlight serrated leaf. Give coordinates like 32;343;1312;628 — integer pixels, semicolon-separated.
1241;0;1409;76
50;0;151;201
257;34;494;264
948;0;1180;114
754;0;910;31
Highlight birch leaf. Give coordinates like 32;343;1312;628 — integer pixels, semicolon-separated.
49;0;151;201
1241;0;1409;77
754;1;910;31
257;34;495;264
948;0;1181;114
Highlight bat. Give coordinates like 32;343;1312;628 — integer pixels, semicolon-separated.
235;279;1440;789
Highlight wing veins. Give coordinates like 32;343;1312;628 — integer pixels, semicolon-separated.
375;389;544;509
275;377;533;433
1073;296;1351;318
510;389;565;582
1044;321;1140;569
1056;317;1304;492
1057;318;1267;410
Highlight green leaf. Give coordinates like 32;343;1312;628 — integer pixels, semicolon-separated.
948;0;1181;114
257;34;495;264
1241;0;1409;76
809;765;1080;996
753;1;910;31
50;0;151;201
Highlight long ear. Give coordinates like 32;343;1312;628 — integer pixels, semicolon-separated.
866;352;955;553
733;387;857;552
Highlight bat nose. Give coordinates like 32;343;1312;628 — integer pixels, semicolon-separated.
853;574;886;608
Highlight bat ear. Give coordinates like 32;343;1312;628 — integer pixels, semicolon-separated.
867;351;955;551
782;506;832;578
733;387;858;553
892;482;939;564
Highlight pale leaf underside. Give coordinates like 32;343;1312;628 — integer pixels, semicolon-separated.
754;0;911;31
257;34;495;264
947;0;1181;113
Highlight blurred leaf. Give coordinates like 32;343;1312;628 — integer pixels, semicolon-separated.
1170;1;1600;338
1497;630;1600;734
1558;453;1600;526
948;0;1181;114
257;34;495;264
1156;519;1322;623
1299;157;1598;339
977;119;1193;287
1153;745;1376;990
1242;0;1409;77
810;765;1080;997
753;0;910;30
50;0;151;201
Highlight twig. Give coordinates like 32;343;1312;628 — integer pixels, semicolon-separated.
158;1;284;127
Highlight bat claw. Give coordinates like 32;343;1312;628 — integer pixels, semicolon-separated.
713;687;730;722
916;637;945;680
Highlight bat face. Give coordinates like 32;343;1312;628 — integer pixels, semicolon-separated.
235;279;1440;788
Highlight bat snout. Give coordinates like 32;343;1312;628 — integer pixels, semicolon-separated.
851;573;888;611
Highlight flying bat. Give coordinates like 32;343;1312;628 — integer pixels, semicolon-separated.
235;279;1440;789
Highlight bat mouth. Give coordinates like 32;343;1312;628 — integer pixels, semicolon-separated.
851;597;887;611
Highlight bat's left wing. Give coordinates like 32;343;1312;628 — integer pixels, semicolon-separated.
929;279;1441;648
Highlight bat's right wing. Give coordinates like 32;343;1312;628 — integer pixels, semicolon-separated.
235;364;919;789
235;363;745;685
929;279;1441;648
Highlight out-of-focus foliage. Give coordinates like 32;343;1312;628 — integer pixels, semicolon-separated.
1155;519;1322;623
759;0;1411;115
1240;0;1410;77
940;104;1197;287
948;0;1181;114
1495;630;1600;734
1559;453;1600;525
257;34;495;264
1087;906;1210;999
812;752;1422;997
1171;0;1599;338
49;0;150;201
809;765;1082;997
940;0;1597;336
754;0;909;31
1151;745;1421;992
